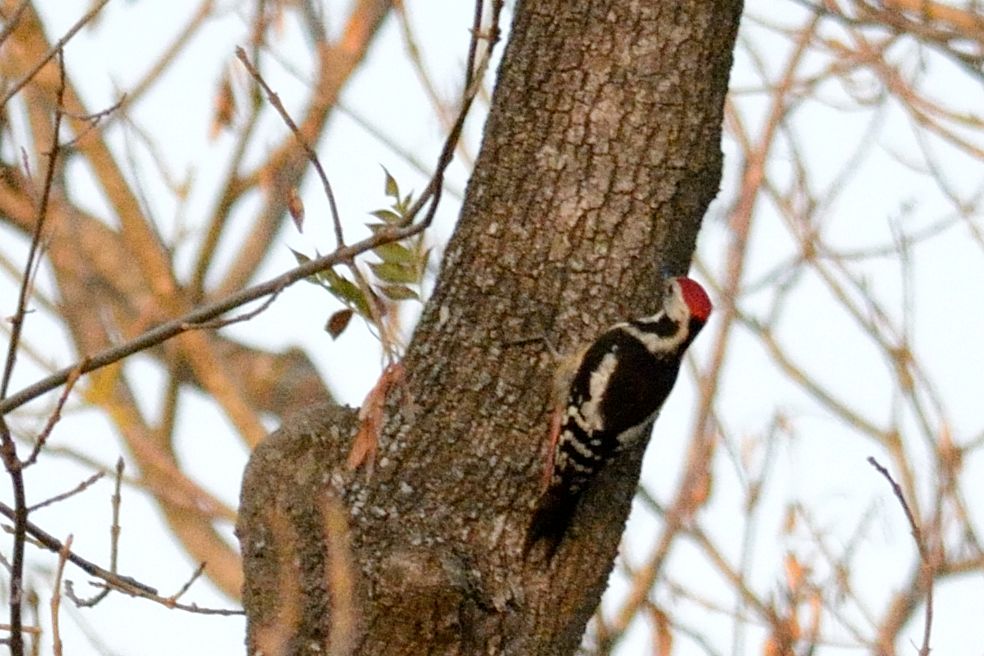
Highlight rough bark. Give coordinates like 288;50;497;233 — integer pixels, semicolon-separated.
238;0;743;653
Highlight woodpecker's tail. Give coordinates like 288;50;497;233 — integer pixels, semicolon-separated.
523;488;579;561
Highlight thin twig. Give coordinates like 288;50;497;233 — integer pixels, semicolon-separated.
0;500;153;594
0;47;68;656
110;458;123;573
0;499;243;616
0;0;31;51
22;362;85;468
50;535;72;656
188;61;265;299
165;562;206;606
867;456;934;656
0;625;39;636
62;95;127;148
399;0;503;230
0;0;113;110
179;289;282;331
235;46;345;247
0;67;65;399
0;222;424;416
70;458;124;607
66;580;243;617
27;471;105;513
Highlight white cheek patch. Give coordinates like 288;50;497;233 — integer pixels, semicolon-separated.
664;282;691;323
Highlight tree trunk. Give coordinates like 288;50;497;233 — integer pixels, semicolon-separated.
237;0;743;653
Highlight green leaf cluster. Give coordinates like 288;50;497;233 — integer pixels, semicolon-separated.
291;168;430;340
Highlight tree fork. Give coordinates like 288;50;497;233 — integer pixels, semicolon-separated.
238;1;743;653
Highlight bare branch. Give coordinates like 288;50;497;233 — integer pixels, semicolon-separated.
0;222;426;416
50;534;71;656
399;0;503;230
0;47;68;656
235;46;345;247
164;562;206;606
0;500;155;595
0;0;112;109
867;457;934;656
27;471;104;513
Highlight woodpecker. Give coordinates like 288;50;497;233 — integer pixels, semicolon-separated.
524;276;712;559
